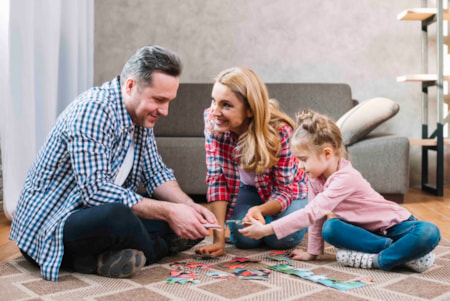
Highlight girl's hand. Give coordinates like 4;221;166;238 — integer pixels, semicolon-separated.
290;249;317;261
243;206;265;225
195;242;225;257
238;216;273;239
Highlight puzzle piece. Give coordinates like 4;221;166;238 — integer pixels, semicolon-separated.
204;223;223;231
233;268;271;281
226;220;252;226
169;261;212;270
229;257;260;263
193;253;217;260
268;250;292;261
220;263;247;270
206;271;235;280
268;264;368;291
165;270;200;284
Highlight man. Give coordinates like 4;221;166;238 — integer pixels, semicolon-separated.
10;45;217;281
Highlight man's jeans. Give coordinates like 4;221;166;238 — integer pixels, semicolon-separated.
229;184;308;250
61;203;171;274
322;216;441;270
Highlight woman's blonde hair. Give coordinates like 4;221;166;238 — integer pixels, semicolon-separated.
214;67;295;173
291;109;347;158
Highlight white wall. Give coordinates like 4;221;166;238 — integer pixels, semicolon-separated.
94;0;450;187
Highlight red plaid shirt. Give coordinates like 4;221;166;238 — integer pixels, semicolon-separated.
204;108;308;220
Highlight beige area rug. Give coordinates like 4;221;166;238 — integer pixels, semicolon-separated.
1;237;450;301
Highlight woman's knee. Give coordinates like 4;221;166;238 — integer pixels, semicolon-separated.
233;232;262;249
235;238;261;249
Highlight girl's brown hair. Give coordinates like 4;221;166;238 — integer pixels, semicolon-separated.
291;109;347;158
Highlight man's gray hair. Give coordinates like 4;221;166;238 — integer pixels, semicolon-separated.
120;45;182;87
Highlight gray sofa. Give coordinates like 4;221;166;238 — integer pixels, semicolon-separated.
154;83;409;203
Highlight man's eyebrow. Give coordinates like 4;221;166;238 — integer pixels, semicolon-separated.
154;96;171;101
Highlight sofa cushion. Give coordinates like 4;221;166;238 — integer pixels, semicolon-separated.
336;97;399;146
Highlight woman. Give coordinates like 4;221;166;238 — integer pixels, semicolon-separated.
196;67;308;256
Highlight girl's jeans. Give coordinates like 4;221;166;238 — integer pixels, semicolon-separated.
229;184;308;250
22;203;172;274
322;216;441;270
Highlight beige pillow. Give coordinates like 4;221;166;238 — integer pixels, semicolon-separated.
336;97;399;146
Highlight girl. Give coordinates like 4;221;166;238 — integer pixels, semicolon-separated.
195;67;308;257
240;109;441;272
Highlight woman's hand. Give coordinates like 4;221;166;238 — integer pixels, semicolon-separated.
290;249;317;261
238;216;274;239
195;242;226;257
243;206;265;224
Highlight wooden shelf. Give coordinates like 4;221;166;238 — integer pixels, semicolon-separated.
398;4;447;197
397;8;450;21
397;74;450;82
409;138;450;146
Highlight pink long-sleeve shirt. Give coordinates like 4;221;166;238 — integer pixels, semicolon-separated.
271;158;411;255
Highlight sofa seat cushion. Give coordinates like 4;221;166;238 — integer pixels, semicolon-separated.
347;133;409;195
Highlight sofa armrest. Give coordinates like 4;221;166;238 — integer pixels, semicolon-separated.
347;133;410;197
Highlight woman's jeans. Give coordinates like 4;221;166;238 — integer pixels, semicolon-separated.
22;203;172;274
322;216;441;270
229;184;308;250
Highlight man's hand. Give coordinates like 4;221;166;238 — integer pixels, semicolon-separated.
195;242;226;257
166;203;212;240
238;216;274;239
290;249;317;261
190;202;218;225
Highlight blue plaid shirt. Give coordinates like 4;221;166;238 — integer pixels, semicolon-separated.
9;77;175;281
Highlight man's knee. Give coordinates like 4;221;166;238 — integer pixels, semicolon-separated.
95;203;140;232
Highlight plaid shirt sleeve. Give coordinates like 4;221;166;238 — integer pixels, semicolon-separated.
204;109;232;202
141;129;176;195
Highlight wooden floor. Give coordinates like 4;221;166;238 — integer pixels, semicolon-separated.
1;187;450;264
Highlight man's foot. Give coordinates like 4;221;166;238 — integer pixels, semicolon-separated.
163;233;205;255
336;249;376;269
404;252;436;272
97;249;146;278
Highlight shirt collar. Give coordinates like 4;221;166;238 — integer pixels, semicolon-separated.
111;76;134;134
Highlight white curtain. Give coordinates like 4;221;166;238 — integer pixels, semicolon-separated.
0;0;94;219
